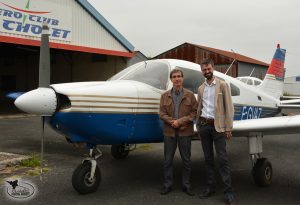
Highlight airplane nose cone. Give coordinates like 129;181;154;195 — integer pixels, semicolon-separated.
15;88;57;116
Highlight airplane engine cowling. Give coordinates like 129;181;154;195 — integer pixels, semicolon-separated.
15;88;57;116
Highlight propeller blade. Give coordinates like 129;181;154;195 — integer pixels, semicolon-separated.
39;22;50;88
40;116;45;180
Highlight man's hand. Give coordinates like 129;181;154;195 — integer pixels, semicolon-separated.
171;120;180;128
225;131;232;139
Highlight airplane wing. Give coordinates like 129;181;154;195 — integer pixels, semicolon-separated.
5;92;25;101
233;115;300;137
282;96;300;99
278;99;300;108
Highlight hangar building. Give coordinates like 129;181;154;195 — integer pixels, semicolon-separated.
154;42;269;78
284;76;300;96
0;0;134;113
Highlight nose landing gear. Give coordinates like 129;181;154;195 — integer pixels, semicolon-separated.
72;147;102;194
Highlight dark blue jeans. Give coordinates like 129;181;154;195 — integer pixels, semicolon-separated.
163;135;192;189
199;124;233;194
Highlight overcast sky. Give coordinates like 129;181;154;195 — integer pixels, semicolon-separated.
87;0;300;77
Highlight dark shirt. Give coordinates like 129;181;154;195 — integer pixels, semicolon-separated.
172;88;183;119
172;88;183;136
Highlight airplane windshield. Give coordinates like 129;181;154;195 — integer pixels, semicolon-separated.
108;62;143;81
109;61;170;90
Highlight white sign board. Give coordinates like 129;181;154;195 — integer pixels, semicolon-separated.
0;0;72;41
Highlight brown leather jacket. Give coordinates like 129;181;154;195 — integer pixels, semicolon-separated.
159;88;198;137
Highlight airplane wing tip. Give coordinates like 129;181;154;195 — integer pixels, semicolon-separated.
5;92;25;101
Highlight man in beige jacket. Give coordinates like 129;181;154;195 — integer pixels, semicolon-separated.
159;68;197;196
196;59;236;205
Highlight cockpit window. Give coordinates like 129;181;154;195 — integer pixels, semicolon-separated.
230;83;240;96
180;67;205;93
216;76;240;96
108;62;143;81
254;80;261;86
109;61;170;90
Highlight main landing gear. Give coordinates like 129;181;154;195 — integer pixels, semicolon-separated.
111;144;136;159
72;147;102;194
248;133;273;187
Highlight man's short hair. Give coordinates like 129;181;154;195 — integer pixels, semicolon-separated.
201;58;214;67
170;68;184;79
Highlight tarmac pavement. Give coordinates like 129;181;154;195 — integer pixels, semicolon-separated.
0;115;300;205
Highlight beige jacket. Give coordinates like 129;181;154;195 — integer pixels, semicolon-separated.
160;88;198;137
196;78;234;132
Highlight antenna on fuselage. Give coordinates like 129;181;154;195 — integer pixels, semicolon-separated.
144;61;147;68
225;49;237;75
245;67;256;84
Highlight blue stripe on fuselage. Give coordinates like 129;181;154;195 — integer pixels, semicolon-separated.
49;105;280;146
49;112;164;145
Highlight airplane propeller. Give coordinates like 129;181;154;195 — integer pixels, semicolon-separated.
38;23;50;179
14;22;56;179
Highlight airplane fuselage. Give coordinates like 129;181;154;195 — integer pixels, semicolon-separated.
46;59;281;147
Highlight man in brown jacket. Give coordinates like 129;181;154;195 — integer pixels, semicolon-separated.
159;68;197;196
196;59;235;205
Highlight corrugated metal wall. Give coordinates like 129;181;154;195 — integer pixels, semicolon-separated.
284;76;300;95
156;43;238;77
69;0;127;52
0;0;128;52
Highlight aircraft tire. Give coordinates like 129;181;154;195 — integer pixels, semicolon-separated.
72;162;101;194
252;158;272;187
111;144;129;159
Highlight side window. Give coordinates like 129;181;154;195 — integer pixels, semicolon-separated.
230;83;240;96
240;78;248;83
216;76;240;96
254;80;261;86
180;67;205;93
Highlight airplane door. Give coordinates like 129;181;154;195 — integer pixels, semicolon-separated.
133;84;163;143
118;60;170;143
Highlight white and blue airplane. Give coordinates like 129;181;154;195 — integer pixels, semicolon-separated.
9;24;300;194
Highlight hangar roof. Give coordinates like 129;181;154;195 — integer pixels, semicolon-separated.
76;0;134;52
190;43;269;66
0;0;134;57
155;42;269;67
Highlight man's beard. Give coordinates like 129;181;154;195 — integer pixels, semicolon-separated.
205;72;213;80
